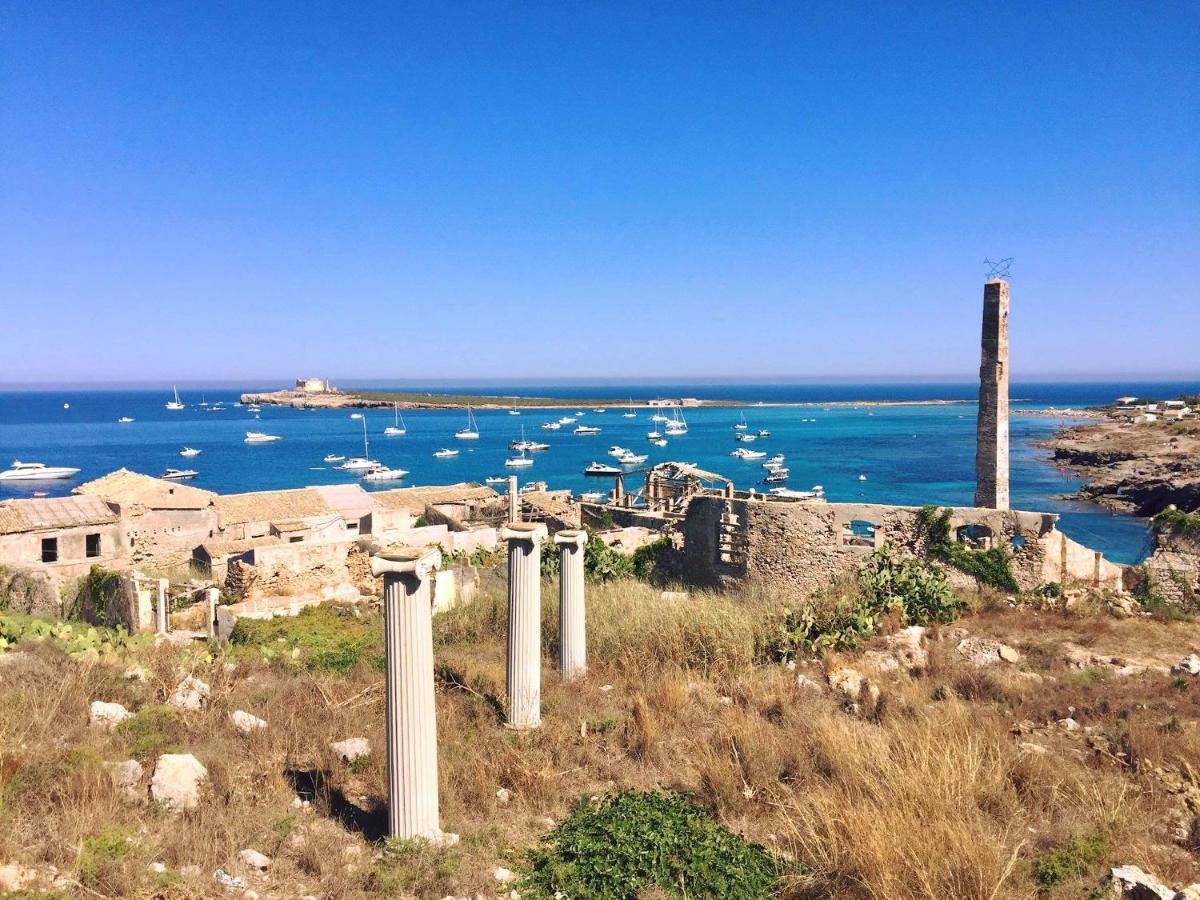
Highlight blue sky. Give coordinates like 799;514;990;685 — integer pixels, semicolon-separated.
1;2;1196;384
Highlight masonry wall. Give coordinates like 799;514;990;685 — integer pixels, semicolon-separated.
0;522;126;580
678;496;1121;595
125;508;217;568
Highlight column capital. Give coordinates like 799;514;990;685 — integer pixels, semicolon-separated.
553;529;587;549
501;522;548;545
371;547;442;580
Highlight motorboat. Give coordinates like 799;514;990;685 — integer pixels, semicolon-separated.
859;474;868;481
166;386;184;411
180;447;201;458
646;430;662;440
508;409;521;415
575;410;586;416
734;432;757;443
247;405;261;412
433;448;459;458
758;429;771;437
520;481;548;494
526;441;550;451
454;406;480;440
323;454;345;463
730;448;766;460
349;413;363;420
558;416;577;425
574;425;601;435
592;407;606;413
764;454;785;467
608;445;629;457
244;432;282;443
160;468;198;480
580;491;606;502
0;460;81;481
485;476;509;484
363;466;409;482
617;452;647;465
651;438;668;447
384;403;407;436
584;462;622;476
762;469;789;484
769;486;826;500
542;421;561;430
117;416;134;423
338;457;377;471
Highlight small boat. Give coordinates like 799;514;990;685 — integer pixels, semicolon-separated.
161;468;198;480
734;412;749;430
542;421;561;430
584;462;622;476
505;451;534;468
244;432;282;443
574;425;601;435
166;386;184;410
63;403;70;409
433;448;459;458
730;448;766;460
0;460;81;481
763;469;789;484
526;441;550;451
323;454;345;463
508;409;521;416
859;474;868;481
349;413;363;420
485;476;509;484
117;416;134;423
339;457;377;471
454;406;480;440
580;491;605;502
623;400;637;419
592;408;606;413
558;416;577;425
646;430;662;440
651;438;668;447
520;481;547;494
384;403;407;436
757;429;770;437
180;447;201;457
199;394;208;407
765;454;785;467
734;432;757;443
617;452;647;465
769;486;826;500
363;466;409;482
650;413;669;423
608;445;629;457
575;410;586;416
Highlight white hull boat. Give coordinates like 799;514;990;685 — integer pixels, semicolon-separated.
180;447;201;458
161;468;198;480
574;426;601;435
338;457;377;471
244;432;282;443
117;416;134;423
505;455;534;468
584;462;622;476
323;454;345;463
166;385;184;410
384;403;407;436
485;476;508;484
363;467;408;482
433;448;459;458
0;460;81;481
455;406;480;440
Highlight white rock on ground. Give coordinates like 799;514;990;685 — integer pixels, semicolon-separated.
0;863;38;893
89;700;132;730
123;664;146;681
494;867;517;884
108;759;144;797
169;675;210;711
1109;864;1176;899
495;788;512;805
150;753;208;811
956;637;1021;667
795;673;823;693
330;738;370;763
229;710;267;734
1170;654;1200;676
237;849;271;870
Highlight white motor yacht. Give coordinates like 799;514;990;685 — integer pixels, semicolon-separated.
485;476;509;484
454;406;480;440
574;425;601;435
323;454;345;463
349;412;363;420
338;457;377;471
117;416;134;423
764;454;785;467
507;409;521;416
244;432;282;443
584;462;622;476
617;452;647;465
730;448;766;460
363;466;409;482
160;468;198;480
558;416;576;425
0;460;81;481
541;421;561;430
180;447;201;457
608;445;629;457
580;491;606;502
384;403;407;436
166;386;184;410
651;438;668;447
433;448;459;458
734;432;757;443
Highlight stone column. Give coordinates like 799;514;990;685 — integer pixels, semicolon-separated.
555;530;587;681
502;523;547;729
370;547;457;845
975;278;1010;509
507;475;519;523
205;588;219;640
156;579;169;634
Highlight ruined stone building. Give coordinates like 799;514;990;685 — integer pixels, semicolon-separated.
0;495;125;579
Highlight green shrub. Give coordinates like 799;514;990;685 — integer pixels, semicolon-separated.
78;824;135;890
584;535;633;583
116;705;185;758
1032;829;1109;887
230;603;382;672
915;506;1020;592
0;613;139;660
1152;506;1200;538
631;537;671;580
858;545;966;624
520;790;780;899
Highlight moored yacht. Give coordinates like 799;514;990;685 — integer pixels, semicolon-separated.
454;406;480;440
244;432;282;443
574;425;601;435
117;416;134;423
363;466;409;482
433;448;459;458
323;454;345;463
0;460;81;481
384;403;407;436
165;386;184;410
584;461;622;476
180;447;201;457
160;468;198;480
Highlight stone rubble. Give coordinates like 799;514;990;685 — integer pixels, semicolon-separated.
331;737;370;763
238;849;271;871
1170;654;1200;676
169;675;211;711
956;637;1021;667
108;759;144;798
150;753;208;811
229;710;267;733
89;699;132;729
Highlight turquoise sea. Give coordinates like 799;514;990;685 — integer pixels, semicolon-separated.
2;381;1196;565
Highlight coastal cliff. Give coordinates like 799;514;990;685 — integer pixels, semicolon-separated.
1043;419;1200;516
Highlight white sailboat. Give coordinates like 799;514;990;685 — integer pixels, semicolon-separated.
454;406;480;440
506;425;536;467
165;386;184;410
338;416;378;470
623;399;637;418
384;403;407;436
664;407;687;434
734;412;748;430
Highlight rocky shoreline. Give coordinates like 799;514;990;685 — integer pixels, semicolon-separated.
1039;419;1200;517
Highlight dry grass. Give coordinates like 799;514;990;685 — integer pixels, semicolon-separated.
0;579;1198;897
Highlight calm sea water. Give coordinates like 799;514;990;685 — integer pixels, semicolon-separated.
2;380;1196;565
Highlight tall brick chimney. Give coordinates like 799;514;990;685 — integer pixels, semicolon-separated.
974;279;1009;509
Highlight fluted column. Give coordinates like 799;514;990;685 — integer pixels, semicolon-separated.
371;547;457;845
502;523;547;729
156;579;169;634
205;588;219;640
507;475;519;523
555;530;587;682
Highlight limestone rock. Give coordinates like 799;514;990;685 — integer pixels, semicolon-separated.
1171;654;1200;676
229;710;267;734
956;637;1020;667
237;849;271;871
90;700;132;730
795;673;824;693
150;753;208;811
884;625;929;672
0;863;38;894
1109;865;1175;899
108;759;144;797
331;738;370;763
169;675;210;711
494;867;516;884
828;667;880;715
123;664;147;681
495;788;512;805
1174;885;1200;900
